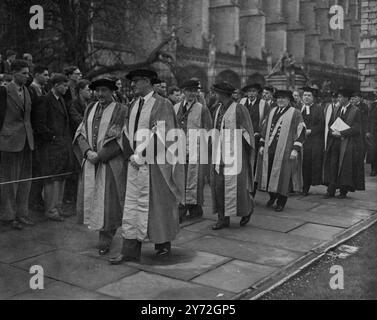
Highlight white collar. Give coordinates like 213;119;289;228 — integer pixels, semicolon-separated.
138;91;154;104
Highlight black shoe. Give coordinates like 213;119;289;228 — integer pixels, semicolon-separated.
266;199;276;208
189;206;203;219
156;248;171;257
17;217;35;226
108;254;140;265
212;221;230;230
240;215;252;227
12;220;24;230
275;205;285;212
99;246;110;256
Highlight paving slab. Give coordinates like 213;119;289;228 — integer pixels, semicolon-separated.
180;235;303;267
10;281;114;300
192;260;277;293
249;214;306;232
0;264;53;299
0;233;56;264
13;250;138;290
288;223;345;240
309;205;375;220
97;271;233;300
174;229;206;245
126;248;230;281
255;207;362;228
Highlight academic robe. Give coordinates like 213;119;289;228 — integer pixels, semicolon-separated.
301;103;325;187
368;101;377;169
73;101;129;232
256;106;306;197
323;104;365;191
357;102;369;159
211;101;255;217
121;93;184;244
174;100;213;206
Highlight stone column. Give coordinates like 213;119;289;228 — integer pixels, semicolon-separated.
180;0;210;48
284;0;305;63
239;0;266;59
315;0;335;63
262;0;288;61
209;0;240;54
300;0;321;61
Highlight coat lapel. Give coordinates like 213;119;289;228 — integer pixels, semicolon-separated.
7;83;25;111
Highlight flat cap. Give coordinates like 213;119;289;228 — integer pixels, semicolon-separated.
89;78;117;91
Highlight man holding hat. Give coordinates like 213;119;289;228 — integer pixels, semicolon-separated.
300;87;325;195
211;81;255;230
174;79;212;222
255;90;306;212
323;89;365;199
73;77;129;255
240;83;271;196
110;69;184;264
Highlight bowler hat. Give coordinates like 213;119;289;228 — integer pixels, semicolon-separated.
212;82;236;96
89;78;118;91
126;69;158;81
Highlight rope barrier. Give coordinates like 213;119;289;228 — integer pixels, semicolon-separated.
0;172;78;186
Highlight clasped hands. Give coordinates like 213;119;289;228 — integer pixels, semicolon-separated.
86;150;99;165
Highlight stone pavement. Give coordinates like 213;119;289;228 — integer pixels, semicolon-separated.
1;172;376;300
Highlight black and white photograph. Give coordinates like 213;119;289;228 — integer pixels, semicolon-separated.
0;0;377;306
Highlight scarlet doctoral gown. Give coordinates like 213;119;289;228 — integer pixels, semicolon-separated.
211;101;255;217
174;100;213;206
73;101;129;232
121;93;184;244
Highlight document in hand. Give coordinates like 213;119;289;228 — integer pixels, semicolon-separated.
330;117;350;132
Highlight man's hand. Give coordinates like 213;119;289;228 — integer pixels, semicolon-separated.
290;150;298;160
306;129;312;137
87;151;99;164
259;147;264;156
130;154;143;169
331;130;341;138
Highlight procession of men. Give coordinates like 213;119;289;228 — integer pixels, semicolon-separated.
0;58;374;263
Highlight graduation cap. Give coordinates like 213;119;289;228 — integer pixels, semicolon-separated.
89;78;118;91
301;86;319;97
274;90;293;100
180;79;200;90
337;88;353;99
212;82;236;96
241;83;262;93
126;69;158;81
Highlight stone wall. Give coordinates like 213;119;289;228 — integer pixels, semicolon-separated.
359;0;377;92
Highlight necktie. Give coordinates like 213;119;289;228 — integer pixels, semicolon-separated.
182;102;188;114
302;105;310;115
133;98;144;150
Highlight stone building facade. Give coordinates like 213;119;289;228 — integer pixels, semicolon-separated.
168;0;361;91
359;0;377;92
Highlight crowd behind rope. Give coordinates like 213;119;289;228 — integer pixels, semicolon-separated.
0;52;377;261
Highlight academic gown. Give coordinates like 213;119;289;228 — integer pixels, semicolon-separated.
174;100;213;206
73;101;129;232
323;104;365;192
210;101;255;217
121;93;184;244
256;106;306;197
301;103;325;187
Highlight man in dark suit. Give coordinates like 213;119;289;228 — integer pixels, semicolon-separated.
28;65;50;210
63;66;82;106
0;60;35;230
33;74;74;221
3;50;17;74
